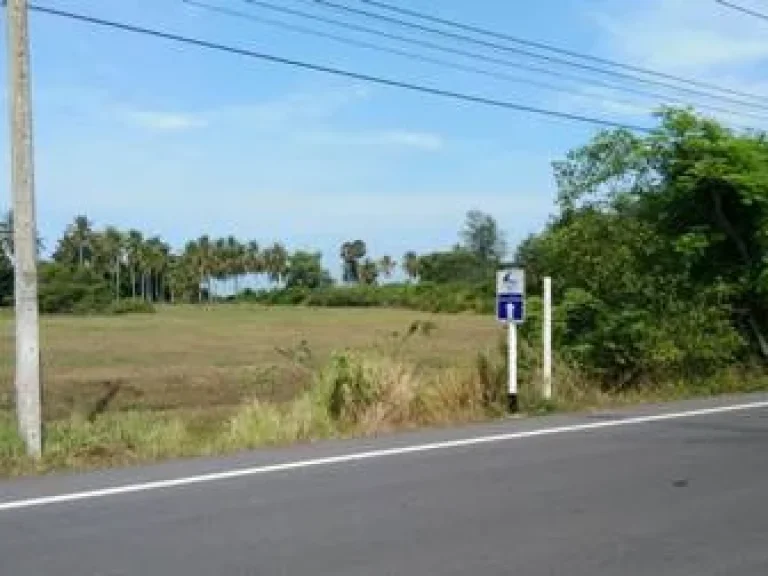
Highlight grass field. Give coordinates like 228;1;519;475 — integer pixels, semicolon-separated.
0;305;501;421
2;305;767;477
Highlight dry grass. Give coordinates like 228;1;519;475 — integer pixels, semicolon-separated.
2;305;766;478
0;305;501;419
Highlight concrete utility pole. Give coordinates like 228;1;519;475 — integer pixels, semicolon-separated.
6;0;42;457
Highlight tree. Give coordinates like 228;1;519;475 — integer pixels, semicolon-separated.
358;258;379;285
460;210;507;265
0;245;12;306
418;248;487;284
263;242;288;286
125;230;144;299
0;210;12;258
99;226;125;301
340;240;367;283
284;250;333;290
402;251;420;281
520;107;765;382
377;255;396;279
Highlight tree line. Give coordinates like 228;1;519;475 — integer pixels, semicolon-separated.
0;206;507;310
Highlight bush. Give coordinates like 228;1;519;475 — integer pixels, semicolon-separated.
38;263;112;314
239;282;494;315
555;288;745;386
107;298;156;315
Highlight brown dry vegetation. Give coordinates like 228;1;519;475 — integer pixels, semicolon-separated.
0;305;500;419
1;306;766;478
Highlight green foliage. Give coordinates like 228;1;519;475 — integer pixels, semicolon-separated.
38;263;113;314
241;282;493;314
460;209;507;264
319;352;382;425
107;298;156;315
520;107;765;385
418;248;492;285
0;247;12;306
284;250;333;290
340;240;367;283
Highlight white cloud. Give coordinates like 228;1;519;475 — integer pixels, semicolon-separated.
592;0;768;74
126;110;208;132
573;0;768;131
304;129;445;151
377;131;444;150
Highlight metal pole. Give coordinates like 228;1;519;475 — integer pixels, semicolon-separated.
543;276;552;400
7;0;42;457
507;315;518;413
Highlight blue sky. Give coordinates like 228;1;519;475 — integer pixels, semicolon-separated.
2;0;768;275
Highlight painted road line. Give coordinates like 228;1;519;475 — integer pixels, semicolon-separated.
1;399;767;513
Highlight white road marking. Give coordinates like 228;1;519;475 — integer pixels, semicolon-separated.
1;399;767;513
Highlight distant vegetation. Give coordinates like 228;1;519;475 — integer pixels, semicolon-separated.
2;106;768;392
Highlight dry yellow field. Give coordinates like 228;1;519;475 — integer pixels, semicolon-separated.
0;305;501;420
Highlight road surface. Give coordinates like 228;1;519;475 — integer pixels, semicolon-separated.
1;394;768;575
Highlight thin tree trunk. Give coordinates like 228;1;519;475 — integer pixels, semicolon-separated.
115;259;121;302
131;268;136;299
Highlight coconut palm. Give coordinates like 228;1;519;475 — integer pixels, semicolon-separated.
403;251;420;282
263;242;288;286
377;255;396;279
125;230;144;299
101;226;125;300
70;215;93;267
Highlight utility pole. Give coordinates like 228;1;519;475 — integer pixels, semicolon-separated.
6;0;42;458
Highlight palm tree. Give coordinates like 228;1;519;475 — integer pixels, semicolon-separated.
144;236;168;302
264;242;288;286
377;255;396;279
101;226;124;301
359;258;379;285
403;251;420;282
69;215;93;267
196;235;214;302
244;240;261;292
340;239;367;283
125;230;144;299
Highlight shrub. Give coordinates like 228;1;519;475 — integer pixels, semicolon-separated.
107;298;156;315
38;263;112;314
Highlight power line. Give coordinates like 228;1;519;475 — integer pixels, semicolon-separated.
305;0;768;112
715;0;768;21
356;0;768;104
228;0;768;122
210;0;768;123
25;3;655;132
189;0;606;97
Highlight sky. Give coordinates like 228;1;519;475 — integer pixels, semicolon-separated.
1;0;768;276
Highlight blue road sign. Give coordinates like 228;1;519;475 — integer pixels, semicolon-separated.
496;268;525;324
497;293;524;323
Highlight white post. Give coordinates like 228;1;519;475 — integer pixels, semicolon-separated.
507;314;518;413
7;0;42;458
543;277;552;400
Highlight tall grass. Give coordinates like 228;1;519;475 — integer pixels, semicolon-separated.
2;337;766;478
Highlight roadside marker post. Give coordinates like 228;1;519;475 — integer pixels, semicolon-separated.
543;277;552;400
496;267;525;413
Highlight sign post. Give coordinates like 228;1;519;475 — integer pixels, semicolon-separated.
496;267;525;413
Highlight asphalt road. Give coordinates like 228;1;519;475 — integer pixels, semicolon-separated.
2;394;768;575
